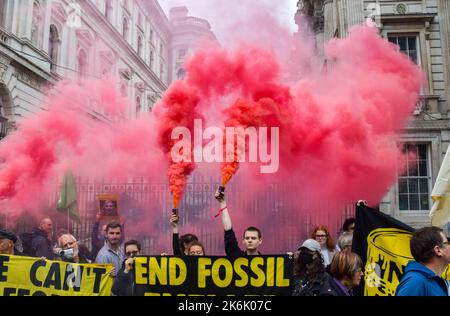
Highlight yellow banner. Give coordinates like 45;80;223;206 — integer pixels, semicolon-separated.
0;255;113;296
364;228;450;296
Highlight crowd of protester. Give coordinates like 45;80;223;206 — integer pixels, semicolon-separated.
0;193;449;297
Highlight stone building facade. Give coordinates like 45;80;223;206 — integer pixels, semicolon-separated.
296;0;450;228
0;0;216;135
168;6;218;81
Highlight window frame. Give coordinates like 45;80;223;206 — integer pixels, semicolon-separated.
387;34;421;67
397;143;432;212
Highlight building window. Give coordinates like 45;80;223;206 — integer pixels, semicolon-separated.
105;0;113;22
149;49;154;69
398;143;430;211
136;96;141;117
177;68;186;80
122;17;129;40
49;25;59;72
388;35;419;65
0;0;6;28
150;29;154;44
77;49;88;84
160;43;164;56
137;35;143;57
179;49;186;59
160;63;164;80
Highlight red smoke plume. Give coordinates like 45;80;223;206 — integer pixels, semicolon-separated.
0;24;423;255
155;81;201;209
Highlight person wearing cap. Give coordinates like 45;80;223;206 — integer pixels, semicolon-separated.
0;229;18;255
292;239;340;296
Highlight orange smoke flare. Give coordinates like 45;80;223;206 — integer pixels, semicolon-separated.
172;196;180;209
221;161;239;186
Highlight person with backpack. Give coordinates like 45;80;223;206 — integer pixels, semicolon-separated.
24;217;54;259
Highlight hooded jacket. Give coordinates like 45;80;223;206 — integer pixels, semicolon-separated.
396;261;448;296
31;228;54;260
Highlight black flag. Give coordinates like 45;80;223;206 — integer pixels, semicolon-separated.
352;203;415;296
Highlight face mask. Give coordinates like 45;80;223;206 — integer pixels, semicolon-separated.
60;248;75;259
300;250;314;265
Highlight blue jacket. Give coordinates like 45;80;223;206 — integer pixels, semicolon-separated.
396;261;448;296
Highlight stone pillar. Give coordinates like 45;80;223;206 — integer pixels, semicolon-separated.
344;0;365;29
323;0;335;42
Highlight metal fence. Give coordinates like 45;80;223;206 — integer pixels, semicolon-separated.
1;170;355;256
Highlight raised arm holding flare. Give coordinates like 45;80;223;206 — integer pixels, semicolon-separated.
215;187;262;256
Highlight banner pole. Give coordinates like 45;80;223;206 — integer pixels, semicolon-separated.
67;208;70;232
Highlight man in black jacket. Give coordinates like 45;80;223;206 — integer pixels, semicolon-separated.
170;212;198;256
111;239;141;296
31;217;54;260
214;188;262;256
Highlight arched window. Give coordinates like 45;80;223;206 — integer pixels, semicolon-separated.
122;17;129;40
77;49;88;84
49;25;59;72
136;96;141;117
105;0;113;22
137;35;143;57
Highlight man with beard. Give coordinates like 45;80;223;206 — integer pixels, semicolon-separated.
58;233;91;263
95;221;125;277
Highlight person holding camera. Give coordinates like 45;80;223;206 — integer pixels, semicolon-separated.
111;240;141;296
57;233;91;263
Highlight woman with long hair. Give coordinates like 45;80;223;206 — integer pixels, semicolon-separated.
292;239;332;296
312;225;338;267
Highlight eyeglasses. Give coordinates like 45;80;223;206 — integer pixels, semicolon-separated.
126;251;139;257
315;234;327;238
189;251;204;255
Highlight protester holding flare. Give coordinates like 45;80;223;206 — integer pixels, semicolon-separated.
170;210;199;256
214;187;262;256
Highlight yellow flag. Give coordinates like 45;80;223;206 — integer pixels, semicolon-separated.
430;145;450;226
